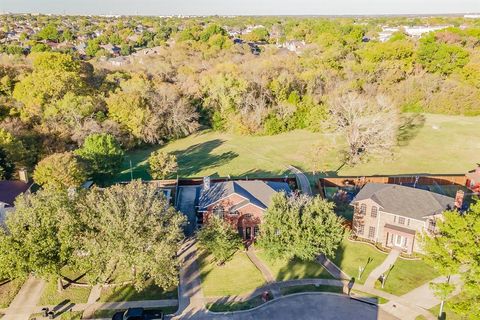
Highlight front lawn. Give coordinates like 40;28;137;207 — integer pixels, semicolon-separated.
30;311;82;320
280;284;343;295
375;258;439;296
99;282;177;302
255;250;334;281
206;296;264;312
0;279;25;308
198;251;265;297
331;238;387;283
38;279;91;305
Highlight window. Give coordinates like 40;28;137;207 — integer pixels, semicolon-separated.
394;216;397;223
213;207;224;219
360;204;367;215
371;206;378;218
407;219;410;226
368;226;375;239
428;219;436;232
254;226;259;237
357;225;364;235
230;210;239;216
398;217;405;225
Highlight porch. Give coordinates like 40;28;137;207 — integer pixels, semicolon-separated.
384;223;416;254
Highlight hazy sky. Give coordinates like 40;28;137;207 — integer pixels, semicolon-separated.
2;0;480;16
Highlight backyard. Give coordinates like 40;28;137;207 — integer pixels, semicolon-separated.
198;251;265;297
112;114;480;183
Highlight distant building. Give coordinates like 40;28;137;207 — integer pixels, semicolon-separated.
279;40;306;53
464;14;480;19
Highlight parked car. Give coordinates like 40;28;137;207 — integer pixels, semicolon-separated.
112;308;164;320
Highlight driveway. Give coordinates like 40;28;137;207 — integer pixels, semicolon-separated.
176;186;201;236
177;293;399;320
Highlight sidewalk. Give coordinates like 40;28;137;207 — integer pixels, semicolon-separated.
364;248;400;288
3;276;46;320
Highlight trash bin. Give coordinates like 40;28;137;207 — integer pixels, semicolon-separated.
47;311;54;319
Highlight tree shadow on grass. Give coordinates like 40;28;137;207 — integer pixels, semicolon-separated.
173;139;239;177
398;114;426;146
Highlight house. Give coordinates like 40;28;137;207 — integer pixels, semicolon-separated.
351;183;457;254
0;179;32;227
466;167;480;193
279;40;306;54
198;179;291;241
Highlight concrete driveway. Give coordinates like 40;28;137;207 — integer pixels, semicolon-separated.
178;293;399;320
176;186;200;236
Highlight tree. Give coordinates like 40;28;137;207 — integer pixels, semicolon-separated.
0;188;77;286
0;128;28;168
148;151;177;179
197;215;242;265
0;146;14;180
329;92;399;165
74;181;185;290
37;23;60;42
423;201;480;319
33;152;88;189
418;36;469;75
258;193;345;261
75;133;124;182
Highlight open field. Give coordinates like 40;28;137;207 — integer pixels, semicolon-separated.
113;114;480;183
198;251;265;297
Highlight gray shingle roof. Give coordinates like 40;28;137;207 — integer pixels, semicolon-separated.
352;183;455;220
198;180;291;211
0;180;31;207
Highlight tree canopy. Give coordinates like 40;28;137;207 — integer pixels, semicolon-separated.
148;151;177;180
33;152;88;189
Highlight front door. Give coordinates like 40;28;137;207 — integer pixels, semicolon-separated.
395;234;403;247
245;227;252;240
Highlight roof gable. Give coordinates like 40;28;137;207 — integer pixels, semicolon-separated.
0;180;31;207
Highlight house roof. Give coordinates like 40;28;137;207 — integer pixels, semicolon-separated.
198;180;291;211
351;183;455;220
0;180;31;207
466;169;480;183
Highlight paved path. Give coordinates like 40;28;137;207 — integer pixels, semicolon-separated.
364;248;400;288
401;274;462;310
317;254;351;280
82;284;102;318
176;186;200;237
288;165;312;195
173;239;206;318
3;276;45;320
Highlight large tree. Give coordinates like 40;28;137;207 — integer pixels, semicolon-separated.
423;200;480;319
75;133;124;182
0;188;77;285
33;152;88;189
148;151;178;180
73;181;185;290
258;193;345;261
329;92;399;165
197;215;242;265
0;146;14;180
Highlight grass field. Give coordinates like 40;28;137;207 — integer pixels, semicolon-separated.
255;250;334;281
206;296;264;312
376;258;439;296
113;114;480;183
198;251;265;297
280;284;343;295
331;239;387;283
99;283;177;302
0;279;25;308
38;279;91;306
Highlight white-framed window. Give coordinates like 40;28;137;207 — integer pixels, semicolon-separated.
371;206;378;218
398;217;405;225
368;226;375;239
360;204;367;215
213;207;224;219
357;224;364;235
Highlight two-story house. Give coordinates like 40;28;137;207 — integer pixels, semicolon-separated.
351;183;456;254
198;180;291;241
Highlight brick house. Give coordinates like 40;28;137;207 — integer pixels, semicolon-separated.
351;183;456;254
198;180;291;241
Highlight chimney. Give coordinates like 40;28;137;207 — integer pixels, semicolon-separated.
454;190;465;210
203;176;211;190
18;168;29;183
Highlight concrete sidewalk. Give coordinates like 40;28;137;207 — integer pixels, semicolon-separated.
364;248;400;288
3;276;46;320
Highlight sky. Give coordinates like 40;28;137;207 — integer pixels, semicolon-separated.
1;0;480;16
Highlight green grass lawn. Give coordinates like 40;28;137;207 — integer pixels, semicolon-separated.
99;282;177;302
375;258;439;296
112;114;480;183
30;311;82;320
206;296;264;312
255;250;334;281
198;251;266;297
331;239;387;283
350;290;389;304
0;279;25;308
429;295;466;320
38;279;91;306
280;284;343;295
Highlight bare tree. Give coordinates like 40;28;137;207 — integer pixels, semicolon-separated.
329;92;399;165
